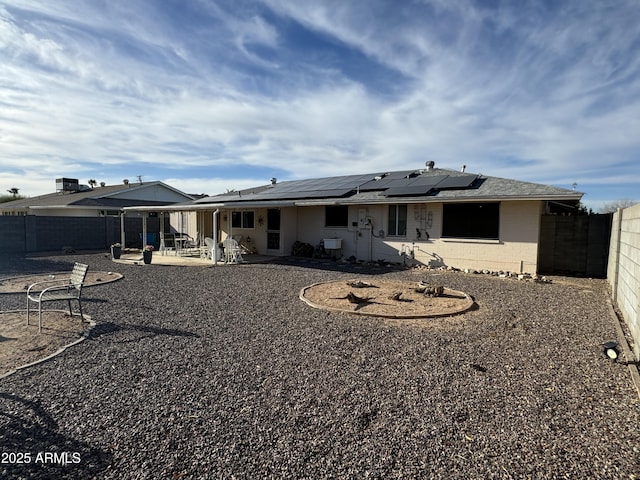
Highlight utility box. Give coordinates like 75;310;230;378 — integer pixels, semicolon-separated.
358;208;368;228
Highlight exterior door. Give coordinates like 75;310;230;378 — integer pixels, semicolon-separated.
266;208;281;252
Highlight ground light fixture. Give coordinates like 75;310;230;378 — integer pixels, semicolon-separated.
603;341;621;361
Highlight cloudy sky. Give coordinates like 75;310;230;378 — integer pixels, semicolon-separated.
1;0;638;210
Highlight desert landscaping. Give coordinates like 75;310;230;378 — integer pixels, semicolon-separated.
1;252;639;479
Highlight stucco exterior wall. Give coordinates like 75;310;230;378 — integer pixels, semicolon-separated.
295;205;363;257
217;207;298;256
294;200;543;273
608;203;640;360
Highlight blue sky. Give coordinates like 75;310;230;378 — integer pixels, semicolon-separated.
1;0;638;211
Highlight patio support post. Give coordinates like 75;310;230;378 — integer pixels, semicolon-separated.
159;212;166;255
177;211;183;255
120;211;126;248
213;209;219;265
142;213;148;250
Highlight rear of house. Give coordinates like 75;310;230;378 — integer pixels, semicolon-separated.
175;163;582;273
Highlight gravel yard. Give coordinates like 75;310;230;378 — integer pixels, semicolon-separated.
1;253;639;479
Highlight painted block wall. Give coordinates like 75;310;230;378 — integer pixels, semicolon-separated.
294;201;543;272
217;207;298;255
608;203;640;359
0;216;27;253
0;216;121;252
31;207;101;217
374;201;541;272
295;205;365;257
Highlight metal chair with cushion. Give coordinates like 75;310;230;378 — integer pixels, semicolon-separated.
26;262;89;333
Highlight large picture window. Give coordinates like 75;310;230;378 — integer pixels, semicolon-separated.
325;206;348;227
231;211;255;229
442;203;499;240
388;205;407;236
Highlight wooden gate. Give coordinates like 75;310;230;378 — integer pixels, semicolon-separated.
537;214;612;277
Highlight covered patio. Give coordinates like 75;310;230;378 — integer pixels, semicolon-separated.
122;197;293;264
113;251;275;266
120;203;234;265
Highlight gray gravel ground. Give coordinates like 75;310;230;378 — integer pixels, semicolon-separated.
1;252;639;479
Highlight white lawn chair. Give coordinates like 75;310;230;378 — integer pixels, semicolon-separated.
201;237;215;260
26;262;89;333
222;238;244;264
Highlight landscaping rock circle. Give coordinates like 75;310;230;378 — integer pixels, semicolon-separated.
300;278;474;319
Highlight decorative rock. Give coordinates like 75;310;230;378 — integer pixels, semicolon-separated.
0;252;634;479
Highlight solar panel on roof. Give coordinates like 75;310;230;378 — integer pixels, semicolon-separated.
295;188;354;198
434;175;478;189
359;178;400;191
384;185;437;197
359;172;441;191
328;175;374;189
406;174;447;186
230;187;354;201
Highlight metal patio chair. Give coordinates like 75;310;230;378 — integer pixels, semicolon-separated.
26;262;89;333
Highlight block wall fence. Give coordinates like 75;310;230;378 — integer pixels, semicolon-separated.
608;203;640;360
0;216;159;254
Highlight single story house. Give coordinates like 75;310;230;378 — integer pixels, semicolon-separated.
124;162;583;273
0;178;194;217
0;178;195;252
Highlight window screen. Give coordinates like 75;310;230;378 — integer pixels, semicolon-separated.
325;206;348;227
442;203;499;239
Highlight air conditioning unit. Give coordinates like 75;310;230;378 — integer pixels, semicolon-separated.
56;178;79;192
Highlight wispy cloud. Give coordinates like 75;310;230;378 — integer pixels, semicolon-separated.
0;0;638;208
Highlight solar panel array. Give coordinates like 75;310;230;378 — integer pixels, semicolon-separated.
225;171;479;201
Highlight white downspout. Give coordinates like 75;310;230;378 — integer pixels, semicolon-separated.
120;211;125;248
159;212;165;255
213;209;220;265
142;213;148;250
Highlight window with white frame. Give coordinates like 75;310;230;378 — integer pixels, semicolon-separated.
388;204;407;236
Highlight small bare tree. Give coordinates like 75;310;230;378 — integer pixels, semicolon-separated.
599;199;638;213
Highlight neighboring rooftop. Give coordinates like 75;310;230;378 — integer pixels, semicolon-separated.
0;178;194;213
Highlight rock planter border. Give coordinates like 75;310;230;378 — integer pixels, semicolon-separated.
300;279;475;319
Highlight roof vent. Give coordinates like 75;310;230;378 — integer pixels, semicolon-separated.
425;161;435;171
461;164;466;173
270;177;277;185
